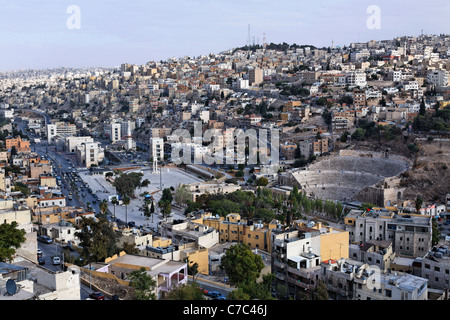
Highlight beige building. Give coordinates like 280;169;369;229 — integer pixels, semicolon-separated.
159;219;219;249
249;67;263;86
103;253;188;299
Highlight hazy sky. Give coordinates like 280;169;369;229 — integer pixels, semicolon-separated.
0;0;449;71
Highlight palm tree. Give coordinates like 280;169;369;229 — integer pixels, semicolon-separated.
123;195;130;226
111;196;119;220
99;199;108;218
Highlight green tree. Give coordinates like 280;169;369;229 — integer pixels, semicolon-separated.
158;188;173;220
227;287;251;300
122;242;139;255
351;128;366;141
419;96;426;116
128;267;157;300
257;177;269;186
75;216;118;263
167;283;205;300
0;221;26;262
236;273;275;300
99;199;108;217
313;280;329;300
220;242;264;286
141;179;150;188
150;200;155;222
432;218;441;246
174;184;192;207
13;182;30;196
415;196;423;213
114;172;143;199
185;257;199;283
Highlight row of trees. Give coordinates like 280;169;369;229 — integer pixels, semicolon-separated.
183;187;344;225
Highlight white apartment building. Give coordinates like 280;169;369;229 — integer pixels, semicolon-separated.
321;258;429;300
403;81;419;91
120;120;135;138
365;89;382;99
150;137;164;162
350;50;370;62
0;109;14;119
106;122;121;143
387;70;403;82
346;71;367;88
384;87;399;94
75;141;105;168
427;70;449;87
344;210;432;258
234;78;249;90
65;136;94;153
37;196;67;208
413;247;450;291
46;123;77;143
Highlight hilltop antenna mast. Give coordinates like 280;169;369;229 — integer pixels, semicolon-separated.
247;24;251;47
263;32;267;49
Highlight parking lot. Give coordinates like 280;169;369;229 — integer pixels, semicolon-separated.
78;166;203;229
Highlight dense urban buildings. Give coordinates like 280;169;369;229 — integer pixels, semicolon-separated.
0;32;449;302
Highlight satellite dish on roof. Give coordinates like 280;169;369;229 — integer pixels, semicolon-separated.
6;279;17;296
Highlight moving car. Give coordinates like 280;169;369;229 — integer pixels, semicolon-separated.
89;292;105;300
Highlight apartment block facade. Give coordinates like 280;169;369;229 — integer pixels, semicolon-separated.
344;210;432;258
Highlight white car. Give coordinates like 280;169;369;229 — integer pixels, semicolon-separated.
52;256;61;265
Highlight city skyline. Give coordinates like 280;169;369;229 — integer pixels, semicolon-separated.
0;0;449;71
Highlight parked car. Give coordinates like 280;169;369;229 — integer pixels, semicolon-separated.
63;242;75;251
196;286;208;295
37;249;43;258
38;235;53;244
89;292;105;300
52;256;61;265
38;257;45;265
206;291;226;299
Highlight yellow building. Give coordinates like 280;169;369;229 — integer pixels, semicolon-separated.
196;213;277;253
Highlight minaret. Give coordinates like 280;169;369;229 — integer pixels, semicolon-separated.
126;125;133;150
